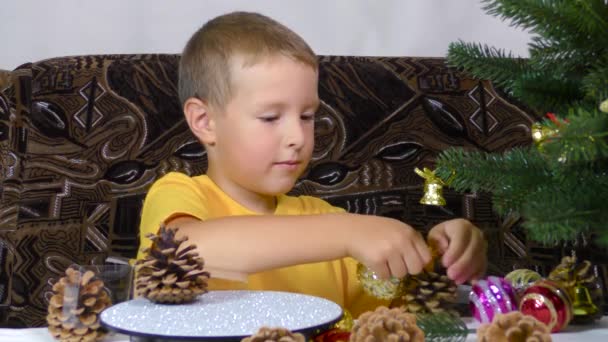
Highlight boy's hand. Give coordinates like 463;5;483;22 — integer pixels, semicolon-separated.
348;216;432;280
428;218;487;284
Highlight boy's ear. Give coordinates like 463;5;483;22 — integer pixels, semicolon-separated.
183;97;216;145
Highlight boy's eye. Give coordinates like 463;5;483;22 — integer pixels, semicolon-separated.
301;114;315;121
259;116;279;123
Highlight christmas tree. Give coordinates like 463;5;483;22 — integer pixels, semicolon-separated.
434;0;608;245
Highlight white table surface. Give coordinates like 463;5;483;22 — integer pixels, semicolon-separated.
1;317;607;342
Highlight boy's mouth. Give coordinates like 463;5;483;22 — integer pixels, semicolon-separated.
274;160;302;171
275;160;301;166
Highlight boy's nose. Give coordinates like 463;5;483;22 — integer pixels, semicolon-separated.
285;121;305;149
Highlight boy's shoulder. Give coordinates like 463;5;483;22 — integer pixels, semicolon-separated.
147;172;209;194
149;172;346;215
151;171;206;185
278;194;345;215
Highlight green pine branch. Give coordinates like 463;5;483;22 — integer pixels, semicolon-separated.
435;146;608;245
435;147;550;214
511;71;586;112
521;166;608;244
439;0;608;245
582;57;608;101
447;41;528;91
482;0;608;47
543;108;608;164
528;36;600;75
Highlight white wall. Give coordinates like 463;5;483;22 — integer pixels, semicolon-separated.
0;0;531;70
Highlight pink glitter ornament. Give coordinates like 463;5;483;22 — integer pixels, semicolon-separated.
469;276;517;323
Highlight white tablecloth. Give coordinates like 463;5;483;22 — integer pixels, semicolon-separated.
1;317;607;342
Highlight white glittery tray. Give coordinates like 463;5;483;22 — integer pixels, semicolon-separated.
100;290;343;341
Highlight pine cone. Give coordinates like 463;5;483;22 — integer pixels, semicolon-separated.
135;225;210;303
241;327;306;342
477;311;551;342
47;267;111;342
350;306;424;342
396;270;457;315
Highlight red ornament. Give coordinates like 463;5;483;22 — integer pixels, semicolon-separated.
519;279;573;332
314;328;350;342
546;112;569;125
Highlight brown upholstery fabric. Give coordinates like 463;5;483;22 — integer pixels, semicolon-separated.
0;70;10;91
0;54;606;327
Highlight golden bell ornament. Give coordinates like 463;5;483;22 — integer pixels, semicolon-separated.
571;285;599;322
531;122;559;146
415;167;449;206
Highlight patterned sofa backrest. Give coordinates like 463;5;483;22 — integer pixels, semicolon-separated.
0;54;603;327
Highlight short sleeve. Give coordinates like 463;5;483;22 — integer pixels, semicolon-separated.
138;172;209;258
277;195;346;215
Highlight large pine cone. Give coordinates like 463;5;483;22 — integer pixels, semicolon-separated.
47;267;112;342
350;306;424;342
135;225;210;303
241;327;306;342
477;311;551;342
395;270;457;315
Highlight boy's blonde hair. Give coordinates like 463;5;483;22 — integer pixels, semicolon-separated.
179;11;318;109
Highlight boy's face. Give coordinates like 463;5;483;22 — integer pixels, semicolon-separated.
208;54;319;199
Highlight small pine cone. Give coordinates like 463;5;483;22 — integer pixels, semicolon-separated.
396;270;457;315
47;267;112;342
241;327;306;342
350;306;424;342
477;311;551;342
135;225;210;304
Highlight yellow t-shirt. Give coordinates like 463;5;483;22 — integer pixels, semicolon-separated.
138;172;387;317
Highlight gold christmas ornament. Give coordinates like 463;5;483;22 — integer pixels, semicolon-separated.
531;123;555;144
477;311;551;342
548;255;595;288
415;167;451;206
333;309;354;331
548;255;600;322
135;225;210;304
357;246;441;301
570;284;600;322
396;270;458;315
531;123;560;152
350;306;424;342
241;327;305;342
357;262;402;300
47;267;112;342
504;269;542;296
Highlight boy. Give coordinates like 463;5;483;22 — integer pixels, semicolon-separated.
139;11;487;316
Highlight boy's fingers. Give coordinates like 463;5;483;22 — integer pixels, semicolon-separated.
442;230;469;268
414;234;433;266
370;262;391;280
404;251;424;276
427;233;448;258
427;225;449;254
449;233;485;283
388;255;408;278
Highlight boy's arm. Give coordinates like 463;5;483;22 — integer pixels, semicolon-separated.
169;213;431;281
